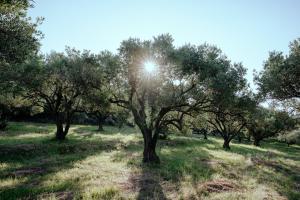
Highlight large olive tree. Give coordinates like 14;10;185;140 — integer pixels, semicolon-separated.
111;35;208;163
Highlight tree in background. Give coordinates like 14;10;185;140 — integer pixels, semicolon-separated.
111;34;209;163
176;44;254;149
256;38;300;111
246;107;297;146
17;48;102;140
81;51;120;131
83;89;110;131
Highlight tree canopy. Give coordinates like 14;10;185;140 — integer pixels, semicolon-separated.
256;38;300;111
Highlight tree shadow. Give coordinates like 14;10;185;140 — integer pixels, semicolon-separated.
72;125;138;138
0;134;129;199
227;139;300;162
112;136;216;199
133;165;167;200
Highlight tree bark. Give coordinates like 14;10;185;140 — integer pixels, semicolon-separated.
204;131;208;140
55;121;66;140
247;134;251;142
253;138;261;146
98;120;104;131
55;113;70;140
142;130;160;163
238;135;242;143
223;139;231;149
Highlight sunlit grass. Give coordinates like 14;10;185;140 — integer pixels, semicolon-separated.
0;122;299;199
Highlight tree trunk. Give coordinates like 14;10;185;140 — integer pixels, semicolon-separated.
55;113;70;140
142;130;160;163
247;134;251;142
204;131;208;140
238;135;242;143
223;139;231;149
55;121;66;140
253;138;261;146
98;120;104;131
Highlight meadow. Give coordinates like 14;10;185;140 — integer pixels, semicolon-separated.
0;122;299;200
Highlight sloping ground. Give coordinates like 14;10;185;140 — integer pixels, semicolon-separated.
0;122;299;200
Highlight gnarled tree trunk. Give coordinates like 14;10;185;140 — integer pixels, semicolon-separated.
223;139;231;149
142;129;160;163
55;113;71;140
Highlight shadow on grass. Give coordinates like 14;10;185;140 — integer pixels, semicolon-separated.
110;136;216;199
0;134;130;199
135;165;167;200
72;125;138;137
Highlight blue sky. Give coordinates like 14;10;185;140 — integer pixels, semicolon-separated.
29;0;300;88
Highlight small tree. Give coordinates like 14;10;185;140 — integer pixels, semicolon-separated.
246;108;297;146
83;90;110;131
18;48;101;140
207;93;255;149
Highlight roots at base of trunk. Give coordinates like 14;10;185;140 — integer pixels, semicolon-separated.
143;146;160;164
55;122;69;140
223;140;231;150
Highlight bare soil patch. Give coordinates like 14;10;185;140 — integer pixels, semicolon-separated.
198;179;238;193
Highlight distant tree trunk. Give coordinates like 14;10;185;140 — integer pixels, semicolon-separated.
247;134;251;142
222;133;231;149
204;131;208;139
98;122;104;131
238;135;242;143
253;138;261;146
55;120;66;140
223;139;230;149
55;113;71;140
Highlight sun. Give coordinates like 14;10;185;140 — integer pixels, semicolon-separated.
143;61;158;73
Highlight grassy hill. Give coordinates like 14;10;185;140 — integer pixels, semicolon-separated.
0;122;299;200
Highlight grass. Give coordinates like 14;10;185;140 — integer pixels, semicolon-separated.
0;122;299;200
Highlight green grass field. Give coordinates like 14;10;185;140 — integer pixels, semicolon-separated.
0;122;299;200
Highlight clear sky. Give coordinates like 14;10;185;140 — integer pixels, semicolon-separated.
28;0;300;88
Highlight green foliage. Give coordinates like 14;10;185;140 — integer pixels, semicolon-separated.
0;0;42;65
246;107;297;146
256;38;300;110
279;129;300;145
16;48;103;139
175;43;255;148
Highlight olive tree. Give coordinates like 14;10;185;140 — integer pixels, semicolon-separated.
111;35;208;163
0;0;42;128
0;0;42;66
176;44;254;149
256;38;300;111
17;48;101;140
246;108;297;146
